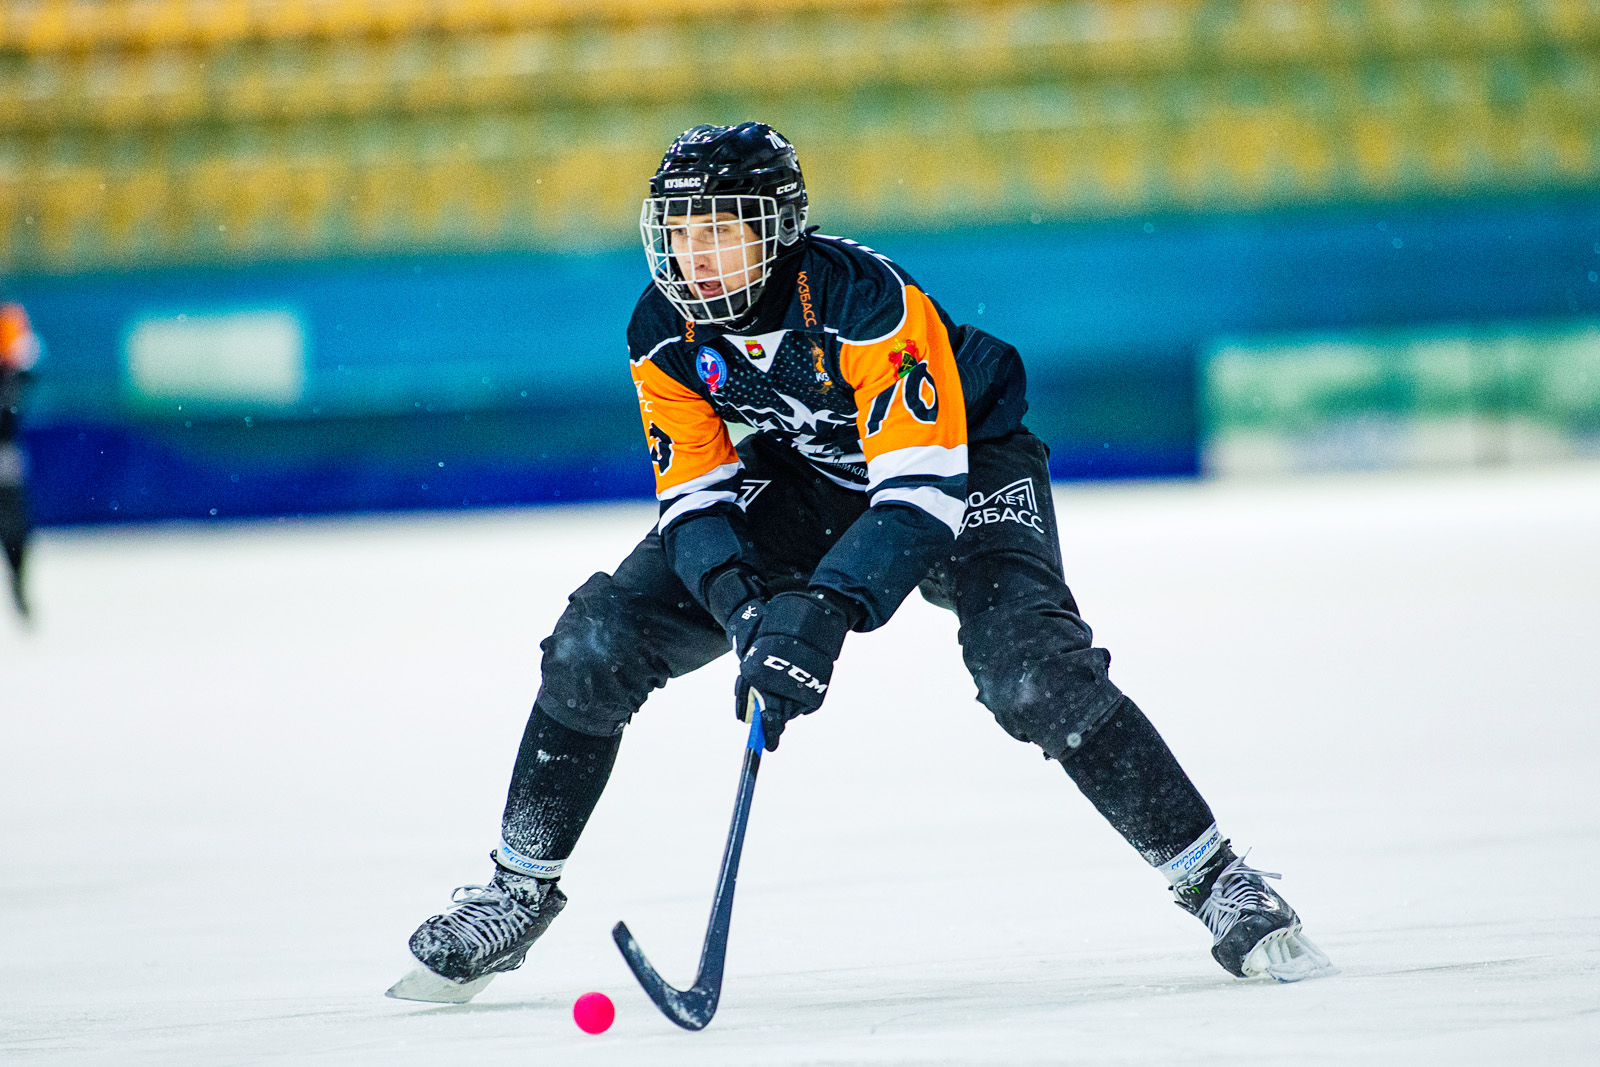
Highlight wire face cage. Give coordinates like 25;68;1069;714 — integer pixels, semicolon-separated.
641;194;782;325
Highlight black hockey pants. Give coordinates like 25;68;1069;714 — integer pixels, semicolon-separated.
533;430;1124;759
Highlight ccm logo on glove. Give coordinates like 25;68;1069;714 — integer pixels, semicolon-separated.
759;654;829;693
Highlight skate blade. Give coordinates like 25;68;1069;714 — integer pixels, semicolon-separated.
385;966;496;1004
1242;926;1338;983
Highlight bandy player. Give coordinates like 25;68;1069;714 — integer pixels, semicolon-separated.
390;123;1334;1002
0;300;39;621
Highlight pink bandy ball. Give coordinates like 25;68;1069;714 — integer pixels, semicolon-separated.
573;991;615;1034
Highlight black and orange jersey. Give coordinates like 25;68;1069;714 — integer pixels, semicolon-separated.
626;234;1027;629
0;302;40;444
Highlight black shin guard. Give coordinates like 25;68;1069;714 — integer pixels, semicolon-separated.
1059;698;1217;867
499;704;621;871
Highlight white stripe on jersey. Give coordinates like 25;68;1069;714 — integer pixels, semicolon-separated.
869;485;966;537
658;489;741;532
865;443;968;491
658;460;743;501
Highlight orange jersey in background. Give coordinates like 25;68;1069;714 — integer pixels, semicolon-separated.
0;303;40;373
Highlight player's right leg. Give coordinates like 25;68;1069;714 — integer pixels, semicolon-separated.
391;532;730;1002
493;539;731;879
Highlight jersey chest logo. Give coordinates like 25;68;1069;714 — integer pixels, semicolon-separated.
695;345;728;394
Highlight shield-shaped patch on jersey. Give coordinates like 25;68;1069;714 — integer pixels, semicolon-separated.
696;345;728;393
723;329;786;373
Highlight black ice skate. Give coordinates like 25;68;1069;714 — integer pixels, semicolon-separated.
386;865;566;1003
1174;845;1336;982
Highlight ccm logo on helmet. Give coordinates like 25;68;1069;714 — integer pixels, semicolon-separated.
762;655;828;693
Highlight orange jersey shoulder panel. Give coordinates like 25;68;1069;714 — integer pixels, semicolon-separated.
838;285;967;463
630;356;738;498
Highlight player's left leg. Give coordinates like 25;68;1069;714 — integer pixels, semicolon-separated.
922;430;1333;981
0;473;29;620
394;438;846;1001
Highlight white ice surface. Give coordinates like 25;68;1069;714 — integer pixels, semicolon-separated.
3;466;1598;1065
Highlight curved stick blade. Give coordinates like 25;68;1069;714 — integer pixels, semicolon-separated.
612;921;716;1030
612;705;765;1031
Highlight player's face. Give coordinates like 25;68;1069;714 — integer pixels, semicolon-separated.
665;213;765;300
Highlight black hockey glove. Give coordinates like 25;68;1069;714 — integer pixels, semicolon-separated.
724;598;764;660
704;564;769;659
734;589;854;751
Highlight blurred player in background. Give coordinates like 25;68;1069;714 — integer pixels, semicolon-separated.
391;124;1336;1003
0;300;40;621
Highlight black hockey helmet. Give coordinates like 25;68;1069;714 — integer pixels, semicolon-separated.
641;122;809;325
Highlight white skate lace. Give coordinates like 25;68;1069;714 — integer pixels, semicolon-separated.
1194;854;1282;942
434;882;539;960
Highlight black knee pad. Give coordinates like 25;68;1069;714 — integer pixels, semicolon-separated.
959;597;1125;761
535;572;672;738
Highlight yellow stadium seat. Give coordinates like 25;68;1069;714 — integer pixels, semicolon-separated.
124;0;192;49
4;0;1600;275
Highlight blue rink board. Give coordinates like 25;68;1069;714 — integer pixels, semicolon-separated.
11;192;1600;525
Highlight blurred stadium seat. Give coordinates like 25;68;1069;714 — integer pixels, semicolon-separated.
3;0;1598;272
